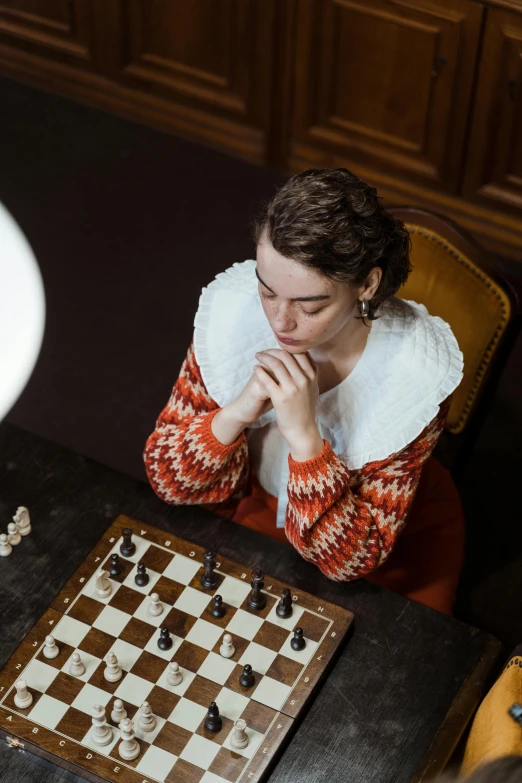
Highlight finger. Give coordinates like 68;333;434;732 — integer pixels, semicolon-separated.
253;365;281;398
256;349;308;386
254;352;295;390
289;351;317;380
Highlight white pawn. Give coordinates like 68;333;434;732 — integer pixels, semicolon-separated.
220;633;235;659
91;704;112;746
167;661;183;687
111;699;127;724
95;569;112;598
14;679;33;709
104;651;122;682
231;718;249;749
147;592;163;617
138;701;156;732
43;635;59;659
7;522;21;546
118;718;140;761
13;506;31;536
0;534;12;557
69;652;85;677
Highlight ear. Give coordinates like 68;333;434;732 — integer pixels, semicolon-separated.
359;266;382;300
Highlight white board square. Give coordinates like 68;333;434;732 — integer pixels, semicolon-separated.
122;565;161;595
223;723;265;759
137;745;177;779
239;642;278;675
197;652;236;685
214;687;249;722
200;773;227;783
215;576;251;608
27;694;69;729
71;682;112;713
163;554;201;585
22;659;59;693
251;676;292;711
185;619;223;651
133;595;165;627
81;724;119;754
179;734;220;770
53;615;91;647
109;639;143;671
168;697;207;732
92;605;130;637
144;632;182;662
85;576;121;606
114;673;154;706
265;602;305;630
173;586;211;618
61;650;101;682
134;714;166;744
157;665;196;696
226;609;264;641
279;633;318;664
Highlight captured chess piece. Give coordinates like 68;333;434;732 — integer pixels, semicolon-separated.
291;627;306;651
276;588;293;619
204;701;222;733
7;522;21;547
0;534;12;557
167;661;183;686
138;701;156;732
118;718;140;761
200;550;220;590
239;664;255;688
248;568;266;611
104;651;122;682
111;699;127;724
13;506;31;537
157;626;173;651
231;718;249;749
120;528;136;558
69;652;85;677
148;592;163;617
91;704;113;746
43;635;59;659
14;679;33;709
220;633;235;659
210;594;226;618
95;569;112;598
109;553;124;577
134;563;149;587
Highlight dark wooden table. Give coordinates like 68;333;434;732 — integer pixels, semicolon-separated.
0;423;502;783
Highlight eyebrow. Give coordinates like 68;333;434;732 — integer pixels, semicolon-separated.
255;268;331;302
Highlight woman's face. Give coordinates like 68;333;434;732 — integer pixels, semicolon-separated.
256;239;363;353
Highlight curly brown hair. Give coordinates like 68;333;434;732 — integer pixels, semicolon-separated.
251;168;412;322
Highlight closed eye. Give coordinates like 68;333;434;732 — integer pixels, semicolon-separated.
261;292;324;317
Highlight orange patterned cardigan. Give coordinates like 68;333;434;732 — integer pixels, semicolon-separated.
144;340;453;584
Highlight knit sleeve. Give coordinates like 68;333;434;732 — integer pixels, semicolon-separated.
143;340;251;517
284;396;452;581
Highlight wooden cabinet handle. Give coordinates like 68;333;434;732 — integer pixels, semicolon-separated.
431;56;447;79
507;78;516;101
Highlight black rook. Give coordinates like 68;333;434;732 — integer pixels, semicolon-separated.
120;528;136;558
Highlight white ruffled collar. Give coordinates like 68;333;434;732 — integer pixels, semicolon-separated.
194;259;464;470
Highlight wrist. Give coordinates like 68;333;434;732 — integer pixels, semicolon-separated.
211;405;247;446
287;427;324;462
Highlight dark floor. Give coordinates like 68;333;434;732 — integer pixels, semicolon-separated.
2;77;522;650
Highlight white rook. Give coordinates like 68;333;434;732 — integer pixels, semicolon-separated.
14;680;33;709
231;718;249;749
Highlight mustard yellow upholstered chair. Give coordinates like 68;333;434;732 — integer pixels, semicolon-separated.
389;207;521;481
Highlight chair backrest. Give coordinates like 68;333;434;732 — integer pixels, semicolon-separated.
389;207;521;477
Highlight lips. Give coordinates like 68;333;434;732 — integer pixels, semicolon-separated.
275;334;301;345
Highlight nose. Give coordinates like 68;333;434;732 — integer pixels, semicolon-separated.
271;305;297;334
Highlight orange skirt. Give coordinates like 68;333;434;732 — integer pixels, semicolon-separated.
233;456;465;616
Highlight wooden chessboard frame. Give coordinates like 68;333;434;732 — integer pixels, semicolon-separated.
0;515;354;783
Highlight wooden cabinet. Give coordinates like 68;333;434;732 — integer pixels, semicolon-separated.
290;0;483;192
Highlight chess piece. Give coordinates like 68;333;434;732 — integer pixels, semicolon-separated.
220;633;235;659
239;664;255;688
111;699;127;724
157;627;173;651
204;701;222;733
167;662;183;686
248;569;266;611
134;563;149;587
7;522;21;546
276;588;293;619
200;550;219;590
148;592;163;617
91;704;113;746
290;627;306;651
210;594;226;618
231;718;249;749
104;651;122;682
118;718;140;760
109;553;124;577
120;528;136;558
0;534;12;557
14;679;33;709
69;652;86;677
43;635;59;659
95;569;112;598
138;701;156;732
13;506;31;536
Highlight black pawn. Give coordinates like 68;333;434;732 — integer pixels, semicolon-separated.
276;588;293;619
200;551;220;590
109;553;124;577
204;701;222;733
290;627;306;651
239;664;255;688
211;595;226;619
157;627;173;651
120;528;136;558
135;563;149;587
248;568;266;611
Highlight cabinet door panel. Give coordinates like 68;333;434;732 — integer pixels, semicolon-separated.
291;0;482;191
463;9;522;213
0;0;96;66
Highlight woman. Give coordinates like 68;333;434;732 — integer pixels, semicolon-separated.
144;168;465;615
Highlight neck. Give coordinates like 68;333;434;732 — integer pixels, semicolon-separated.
310;311;371;363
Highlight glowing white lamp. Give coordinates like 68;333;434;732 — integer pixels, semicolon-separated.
0;202;45;420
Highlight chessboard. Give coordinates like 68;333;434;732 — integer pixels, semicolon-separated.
0;515;354;783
